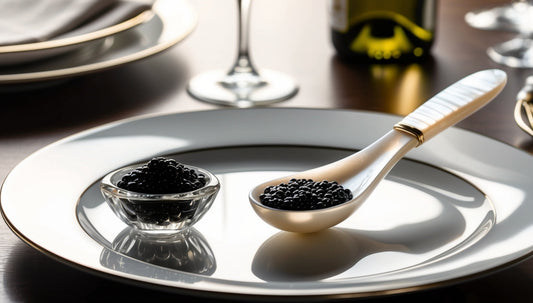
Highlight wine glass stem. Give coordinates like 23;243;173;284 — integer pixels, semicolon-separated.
228;0;259;77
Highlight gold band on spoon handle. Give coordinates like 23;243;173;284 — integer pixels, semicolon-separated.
394;69;507;146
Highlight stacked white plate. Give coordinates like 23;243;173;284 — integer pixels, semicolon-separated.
0;0;196;84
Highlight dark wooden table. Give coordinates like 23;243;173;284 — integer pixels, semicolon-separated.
1;0;533;301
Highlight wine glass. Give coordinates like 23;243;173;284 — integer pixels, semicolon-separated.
487;1;533;67
187;0;298;108
466;0;533;68
465;1;531;32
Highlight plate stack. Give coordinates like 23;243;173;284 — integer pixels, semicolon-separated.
0;0;196;84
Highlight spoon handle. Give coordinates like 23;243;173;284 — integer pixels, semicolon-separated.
394;69;507;145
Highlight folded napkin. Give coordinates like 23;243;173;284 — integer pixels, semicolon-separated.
0;0;153;46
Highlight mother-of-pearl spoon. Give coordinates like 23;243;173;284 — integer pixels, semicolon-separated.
249;69;507;233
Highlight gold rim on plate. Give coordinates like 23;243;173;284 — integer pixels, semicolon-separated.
0;9;153;54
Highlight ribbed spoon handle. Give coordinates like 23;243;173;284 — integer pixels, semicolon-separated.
394;69;507;145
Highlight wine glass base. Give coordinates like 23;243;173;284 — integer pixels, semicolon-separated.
465;4;528;32
187;69;298;108
487;38;533;68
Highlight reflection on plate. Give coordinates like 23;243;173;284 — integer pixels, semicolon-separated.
2;108;533;300
101;227;216;276
0;9;153;66
0;0;196;84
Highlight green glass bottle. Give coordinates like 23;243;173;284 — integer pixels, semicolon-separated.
328;0;437;63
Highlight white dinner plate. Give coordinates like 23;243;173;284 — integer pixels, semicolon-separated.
2;108;533;300
0;0;196;84
0;8;153;66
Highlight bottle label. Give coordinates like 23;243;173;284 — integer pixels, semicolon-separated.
328;0;348;32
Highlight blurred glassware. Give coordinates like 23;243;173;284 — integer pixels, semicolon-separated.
465;1;529;32
514;75;533;136
187;0;298;108
467;1;533;68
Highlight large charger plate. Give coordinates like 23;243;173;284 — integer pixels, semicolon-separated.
2;108;533;300
0;0;196;84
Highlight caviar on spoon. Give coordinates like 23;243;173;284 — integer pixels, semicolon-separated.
259;178;353;210
249;69;507;233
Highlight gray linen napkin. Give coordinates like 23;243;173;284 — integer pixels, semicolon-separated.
0;0;152;46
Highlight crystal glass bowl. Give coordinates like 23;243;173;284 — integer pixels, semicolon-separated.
100;163;220;233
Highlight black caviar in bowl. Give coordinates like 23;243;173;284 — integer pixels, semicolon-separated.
100;157;220;233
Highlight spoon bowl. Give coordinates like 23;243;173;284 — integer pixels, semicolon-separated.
249;181;366;234
249;69;507;233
